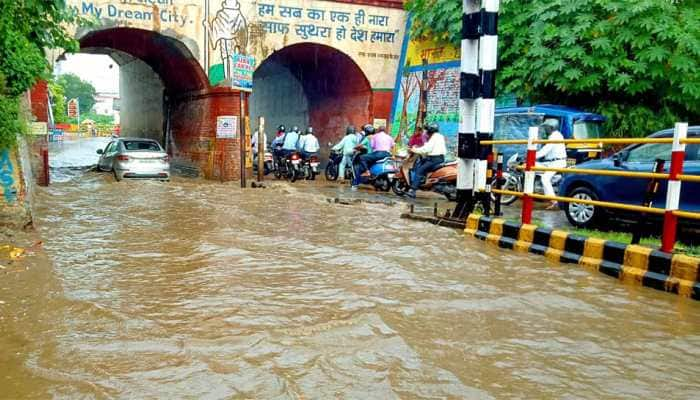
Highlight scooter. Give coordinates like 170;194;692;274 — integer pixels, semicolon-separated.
493;153;562;205
351;151;399;191
325;148;353;181
253;150;274;176
392;153;458;201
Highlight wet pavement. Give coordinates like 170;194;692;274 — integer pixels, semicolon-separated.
1;137;699;399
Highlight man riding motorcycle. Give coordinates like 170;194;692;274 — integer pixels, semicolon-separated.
352;125;394;190
331;126;359;181
408;123;447;198
298;126;320;159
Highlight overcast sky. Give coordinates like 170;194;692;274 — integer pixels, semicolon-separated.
55;54;120;94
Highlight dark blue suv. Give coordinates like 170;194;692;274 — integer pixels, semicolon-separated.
558;126;700;229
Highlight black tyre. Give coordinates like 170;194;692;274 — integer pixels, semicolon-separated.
290;167;299;183
375;177;391;192
325;163;338;181
392;179;408;197
565;186;600;228
500;176;521;206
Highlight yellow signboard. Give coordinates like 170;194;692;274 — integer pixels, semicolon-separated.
405;38;460;67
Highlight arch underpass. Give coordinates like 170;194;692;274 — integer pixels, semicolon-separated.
79;27;209;145
75;27;245;180
251;43;373;160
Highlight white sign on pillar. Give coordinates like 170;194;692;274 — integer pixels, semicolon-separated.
216;116;238;138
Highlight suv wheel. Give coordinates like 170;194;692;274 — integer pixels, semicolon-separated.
565;186;599;228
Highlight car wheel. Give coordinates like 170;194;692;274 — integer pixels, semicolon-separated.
566;186;599;228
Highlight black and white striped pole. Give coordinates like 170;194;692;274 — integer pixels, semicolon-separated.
475;0;500;214
453;0;481;219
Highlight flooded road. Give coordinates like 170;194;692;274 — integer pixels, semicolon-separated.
2;137;700;399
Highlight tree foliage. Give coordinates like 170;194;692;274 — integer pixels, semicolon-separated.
405;0;700;137
56;73;97;115
0;0;81;148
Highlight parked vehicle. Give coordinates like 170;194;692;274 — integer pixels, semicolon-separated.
392;154;458;201
351;152;398;191
558;126;700;229
253;151;274;176
494;153;563;205
302;154;320;180
325;149;353;181
494;105;606;165
96;138;170;181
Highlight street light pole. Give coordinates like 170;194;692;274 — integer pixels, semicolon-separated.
239;91;247;188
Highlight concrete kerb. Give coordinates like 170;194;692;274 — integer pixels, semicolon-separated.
462;214;700;300
402;212;700;300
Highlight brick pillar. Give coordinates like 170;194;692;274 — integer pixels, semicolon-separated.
30;80;50;123
170;87;248;181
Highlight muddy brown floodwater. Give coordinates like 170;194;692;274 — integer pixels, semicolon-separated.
1;138;700;399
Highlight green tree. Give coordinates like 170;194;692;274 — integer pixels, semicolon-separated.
48;80;67;124
0;0;82;148
405;0;700;137
56;73;97;116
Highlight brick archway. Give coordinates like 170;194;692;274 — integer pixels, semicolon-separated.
251;43;373;160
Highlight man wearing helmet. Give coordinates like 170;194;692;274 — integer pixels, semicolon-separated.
271;124;287;164
282;126;301;156
298;127;320;160
352;124;394;189
408;123;447;198
536;119;567;209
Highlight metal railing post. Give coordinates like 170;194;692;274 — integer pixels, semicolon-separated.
661;122;688;253
521;127;538;224
494;152;503;216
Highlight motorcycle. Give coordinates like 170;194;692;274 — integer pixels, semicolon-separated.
302;154;320;180
493;153;562;205
253;150;274;176
273;148;303;182
392;153;458;201
351;151;398;191
325;148;353;181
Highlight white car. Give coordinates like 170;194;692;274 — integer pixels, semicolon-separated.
97;138;170;181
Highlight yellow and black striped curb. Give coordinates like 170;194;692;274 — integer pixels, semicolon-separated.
464;214;700;300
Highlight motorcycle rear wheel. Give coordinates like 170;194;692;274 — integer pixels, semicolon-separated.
325;163;338;181
290;167;299;183
375;177;391;192
392;179;408;197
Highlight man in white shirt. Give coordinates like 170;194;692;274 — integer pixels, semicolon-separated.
298;126;320;159
408;123;447;198
536;119;568;209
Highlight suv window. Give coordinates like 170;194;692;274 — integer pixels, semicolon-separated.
627;143;672;162
123;141;161;151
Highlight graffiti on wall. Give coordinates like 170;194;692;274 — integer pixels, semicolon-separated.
0;149;17;204
391;67;460;154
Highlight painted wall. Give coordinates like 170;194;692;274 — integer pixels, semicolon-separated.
120;57;165;142
0;149;21;206
66;0;407;92
390;35;518;155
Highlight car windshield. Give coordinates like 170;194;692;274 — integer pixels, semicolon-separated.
123;141;161;152
573;121;602;139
